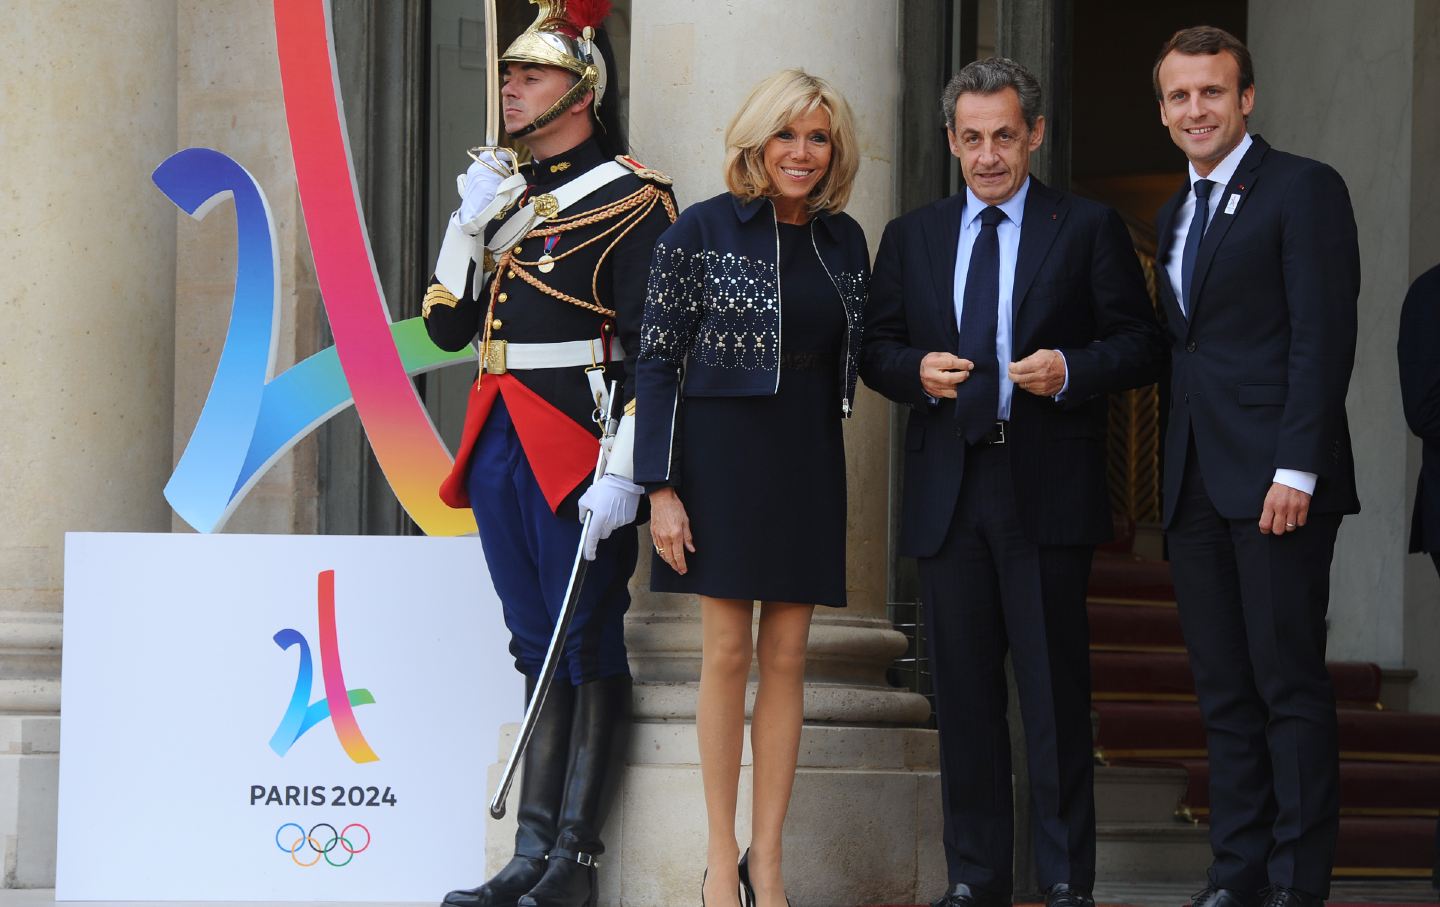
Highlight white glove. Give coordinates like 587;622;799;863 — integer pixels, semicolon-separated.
577;473;644;561
457;149;515;230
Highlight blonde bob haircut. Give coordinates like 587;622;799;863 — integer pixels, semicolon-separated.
723;69;859;216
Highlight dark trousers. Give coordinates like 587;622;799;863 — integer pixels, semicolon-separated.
467;398;637;685
1167;449;1341;896
917;441;1097;895
1433;554;1440;890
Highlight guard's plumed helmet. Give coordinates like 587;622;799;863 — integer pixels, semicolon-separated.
500;0;612;139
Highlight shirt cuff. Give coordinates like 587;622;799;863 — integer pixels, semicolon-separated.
1273;468;1317;496
1052;350;1070;401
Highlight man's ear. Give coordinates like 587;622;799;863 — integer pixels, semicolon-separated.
1028;115;1046;151
568;89;595;116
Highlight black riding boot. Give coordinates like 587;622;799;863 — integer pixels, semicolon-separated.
442;677;576;907
517;675;632;907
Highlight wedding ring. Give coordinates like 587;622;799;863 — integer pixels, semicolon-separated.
1285;522;1297;529
655;545;666;555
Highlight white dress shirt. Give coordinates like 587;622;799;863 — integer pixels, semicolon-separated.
1166;133;1316;497
952;178;1068;419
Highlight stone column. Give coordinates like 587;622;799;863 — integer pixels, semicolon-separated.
0;0;179;887
1248;0;1440;710
482;4;944;905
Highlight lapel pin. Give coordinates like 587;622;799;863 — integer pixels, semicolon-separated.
1225;193;1241;215
1051;213;1057;220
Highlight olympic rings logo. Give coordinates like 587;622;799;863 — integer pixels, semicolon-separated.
274;822;371;867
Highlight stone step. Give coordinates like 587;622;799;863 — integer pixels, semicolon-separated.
1096;821;1211;882
1094;764;1187;825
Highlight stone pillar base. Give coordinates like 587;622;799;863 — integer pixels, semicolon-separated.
486;721;944;907
0;715;59;888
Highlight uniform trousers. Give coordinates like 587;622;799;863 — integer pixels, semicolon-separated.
1167;444;1341;896
918;440;1097;895
466;398;636;685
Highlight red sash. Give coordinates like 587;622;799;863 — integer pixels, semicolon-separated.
437;374;599;513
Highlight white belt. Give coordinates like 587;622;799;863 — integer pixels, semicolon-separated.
481;338;627;374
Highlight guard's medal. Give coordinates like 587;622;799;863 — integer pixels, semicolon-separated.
538;234;560;273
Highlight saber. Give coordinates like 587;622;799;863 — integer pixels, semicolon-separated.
482;0;499;147
490;380;620;819
467;0;511;178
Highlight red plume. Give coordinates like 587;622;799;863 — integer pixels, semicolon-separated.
566;0;611;31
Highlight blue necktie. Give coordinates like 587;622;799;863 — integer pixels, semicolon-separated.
955;205;1004;443
1180;178;1215;316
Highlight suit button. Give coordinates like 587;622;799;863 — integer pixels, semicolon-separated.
1186;340;1197;353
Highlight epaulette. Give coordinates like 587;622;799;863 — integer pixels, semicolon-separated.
615;155;673;186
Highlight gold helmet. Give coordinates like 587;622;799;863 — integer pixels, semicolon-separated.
500;0;611;139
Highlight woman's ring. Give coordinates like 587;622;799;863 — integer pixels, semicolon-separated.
655;545;666;555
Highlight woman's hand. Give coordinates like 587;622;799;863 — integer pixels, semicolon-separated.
648;487;696;575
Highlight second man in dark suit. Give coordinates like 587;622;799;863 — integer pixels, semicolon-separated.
1152;26;1361;907
861;57;1163;907
1399;263;1440;581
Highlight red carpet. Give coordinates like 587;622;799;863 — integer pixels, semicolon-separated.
1086;551;1440;878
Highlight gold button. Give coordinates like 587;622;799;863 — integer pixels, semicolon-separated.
498;292;509;303
513;245;523;254
508;269;516;279
490;318;503;330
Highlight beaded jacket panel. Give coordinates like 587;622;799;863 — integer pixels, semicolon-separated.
640;243;784;373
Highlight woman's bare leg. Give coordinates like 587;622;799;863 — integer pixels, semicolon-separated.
698;596;754;906
747;601;814;907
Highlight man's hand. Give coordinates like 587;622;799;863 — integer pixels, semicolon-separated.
576;473;643;560
1259;482;1311;536
1008;349;1067;397
920;352;974;399
648;487;695;575
457;148;516;229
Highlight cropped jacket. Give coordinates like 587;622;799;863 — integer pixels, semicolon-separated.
634;192;870;486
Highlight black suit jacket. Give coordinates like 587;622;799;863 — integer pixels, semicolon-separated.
860;178;1164;558
1399;263;1440;553
1154;135;1361;525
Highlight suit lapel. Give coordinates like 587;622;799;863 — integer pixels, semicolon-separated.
1012;178;1066;323
1188;136;1270;323
925;193;966;351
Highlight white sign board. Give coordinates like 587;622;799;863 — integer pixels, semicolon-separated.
57;532;522;901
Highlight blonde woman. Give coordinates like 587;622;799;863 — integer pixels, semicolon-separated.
633;70;869;907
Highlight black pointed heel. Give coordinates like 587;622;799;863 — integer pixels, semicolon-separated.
738;849;791;907
737;849;754;907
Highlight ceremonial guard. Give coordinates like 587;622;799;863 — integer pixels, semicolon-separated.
421;2;677;905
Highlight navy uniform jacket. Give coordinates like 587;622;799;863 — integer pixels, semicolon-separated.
424;137;677;516
861;178;1164;557
1154;135;1360;525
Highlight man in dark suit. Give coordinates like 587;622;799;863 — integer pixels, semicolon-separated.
1400;263;1440;580
861;57;1163;907
1151;27;1361;907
